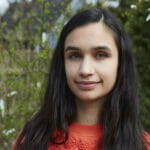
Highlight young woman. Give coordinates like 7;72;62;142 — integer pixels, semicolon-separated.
12;8;150;150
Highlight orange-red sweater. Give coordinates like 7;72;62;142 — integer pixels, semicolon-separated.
12;122;150;150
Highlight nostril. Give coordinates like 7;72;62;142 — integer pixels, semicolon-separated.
79;69;94;77
79;72;93;77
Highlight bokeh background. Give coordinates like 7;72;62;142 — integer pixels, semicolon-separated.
0;0;150;149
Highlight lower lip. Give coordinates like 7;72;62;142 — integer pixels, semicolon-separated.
77;83;98;90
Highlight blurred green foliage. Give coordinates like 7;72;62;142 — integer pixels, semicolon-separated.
0;0;71;149
0;0;150;149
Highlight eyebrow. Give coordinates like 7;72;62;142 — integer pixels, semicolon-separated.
65;45;111;52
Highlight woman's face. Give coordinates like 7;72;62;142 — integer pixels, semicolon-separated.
64;22;118;102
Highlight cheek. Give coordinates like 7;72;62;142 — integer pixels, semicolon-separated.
107;68;118;89
98;60;118;84
65;61;79;74
65;62;77;82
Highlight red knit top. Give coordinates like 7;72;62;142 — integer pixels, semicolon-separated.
12;123;150;150
49;122;103;150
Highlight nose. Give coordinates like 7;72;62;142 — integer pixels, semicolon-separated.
79;57;94;77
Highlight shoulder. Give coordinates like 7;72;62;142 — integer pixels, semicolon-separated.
11;130;24;150
143;131;150;150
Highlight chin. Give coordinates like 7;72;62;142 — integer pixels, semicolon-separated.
75;95;104;102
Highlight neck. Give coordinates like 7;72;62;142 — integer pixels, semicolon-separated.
74;97;106;125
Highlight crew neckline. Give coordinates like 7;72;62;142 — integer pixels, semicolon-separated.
68;122;103;137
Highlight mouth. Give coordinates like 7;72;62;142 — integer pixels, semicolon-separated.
75;81;101;90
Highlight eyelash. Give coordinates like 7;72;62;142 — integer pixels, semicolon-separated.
68;53;81;59
68;52;108;60
95;52;108;58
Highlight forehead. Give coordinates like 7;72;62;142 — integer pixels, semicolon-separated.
64;22;117;52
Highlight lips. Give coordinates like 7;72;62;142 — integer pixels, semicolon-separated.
75;81;101;90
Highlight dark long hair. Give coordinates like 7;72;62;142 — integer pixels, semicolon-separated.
15;8;146;150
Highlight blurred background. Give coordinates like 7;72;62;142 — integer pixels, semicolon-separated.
0;0;150;149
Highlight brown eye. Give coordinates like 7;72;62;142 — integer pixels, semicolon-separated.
68;53;81;59
95;52;108;58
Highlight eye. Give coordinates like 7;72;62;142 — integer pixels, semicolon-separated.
68;53;81;59
95;52;108;59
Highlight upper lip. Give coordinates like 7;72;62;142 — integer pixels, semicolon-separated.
75;81;101;84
